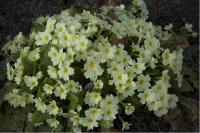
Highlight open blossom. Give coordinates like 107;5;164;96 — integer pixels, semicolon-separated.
43;84;54;95
54;83;68;99
58;63;74;81
48;47;66;66
6;63;15;80
138;89;156;104
34;98;47;113
28;48;40;61
47;66;58;79
46;118;59;128
111;72;128;86
47;100;59;115
84;92;101;107
48;47;59;65
5;89;20;107
122;121;131;131
46;18;56;32
55;22;66;34
184;23;193;32
100;94;119;109
65;80;81;93
24;75;38;90
59;32;73;47
83;116;98;130
35;31;52;46
66;48;75;63
162;49;176;66
94;80;104;89
130;61;146;75
85;108;103;121
136;74;151;92
75;36;89;51
125;103;135;115
84;57;104;80
98;43;116;60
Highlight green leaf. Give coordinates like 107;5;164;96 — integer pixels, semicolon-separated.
144;68;160;76
67;93;79;111
125;95;142;108
40;45;56;74
76;90;86;106
31;23;45;33
31;111;45;124
21;57;35;75
43;77;56;85
100;120;113;129
180;27;190;37
11;51;21;61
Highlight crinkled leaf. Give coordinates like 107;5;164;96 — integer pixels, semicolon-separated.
171;35;189;48
183;66;199;89
162;35;189;49
21;57;35;75
31;23;45;33
100;120;113;129
164;107;182;130
10;51;21;61
76;90;86;106
67;93;79;111
125;95;142;108
180;80;194;92
25;122;63;132
31;111;46;124
43;77;56;85
179;96;199;121
40;45;58;74
144;68;160;76
0;105;25;132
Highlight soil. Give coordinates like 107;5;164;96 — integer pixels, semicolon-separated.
0;0;199;132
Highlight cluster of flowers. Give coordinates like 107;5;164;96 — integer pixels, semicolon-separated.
2;0;195;131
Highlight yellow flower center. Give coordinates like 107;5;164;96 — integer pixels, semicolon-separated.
144;92;149;98
107;100;112;105
115;50;121;55
60;88;65;93
64;68;68;74
134;64;140;69
43;35;49;41
91;110;97;116
64;35;68;41
89;61;95;68
88;118;93;123
80;42;85;46
104;48;110;54
59;28;64;32
139;79;144;85
117;75;122;80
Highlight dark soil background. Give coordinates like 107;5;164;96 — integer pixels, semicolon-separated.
0;0;199;132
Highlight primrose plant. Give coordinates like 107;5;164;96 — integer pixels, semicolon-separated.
2;0;196;132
